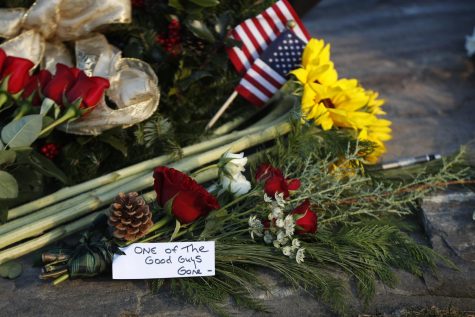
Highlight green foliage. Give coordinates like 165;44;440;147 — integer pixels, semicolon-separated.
155;124;469;315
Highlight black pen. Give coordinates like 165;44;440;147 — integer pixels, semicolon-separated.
378;154;442;170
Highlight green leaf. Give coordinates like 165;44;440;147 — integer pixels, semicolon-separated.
0;261;22;279
170;219;181;241
27;151;69;184
184;19;215;43
164;194;178;216
188;0;219;7
168;0;184;10
0;139;3;150
98;133;128;157
1;114;42;148
0;150;16;165
0;171;18;199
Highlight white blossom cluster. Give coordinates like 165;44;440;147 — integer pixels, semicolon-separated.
248;193;305;264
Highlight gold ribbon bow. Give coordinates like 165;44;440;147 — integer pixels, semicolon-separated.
0;0;160;135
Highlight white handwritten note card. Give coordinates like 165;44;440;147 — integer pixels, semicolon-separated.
112;241;215;279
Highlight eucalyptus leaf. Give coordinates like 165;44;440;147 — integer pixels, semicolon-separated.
0;171;18;199
1;114;42;148
0;150;16;165
185;19;215;43
0;261;22;279
188;0;219;7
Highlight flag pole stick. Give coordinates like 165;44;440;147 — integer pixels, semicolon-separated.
206;91;239;130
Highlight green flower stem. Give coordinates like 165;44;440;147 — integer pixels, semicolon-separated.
13;103;31;121
217;190;260;212
191;164;219;178
0;173;144;237
7;116;284;221
39;107;78;137
0;164;219;263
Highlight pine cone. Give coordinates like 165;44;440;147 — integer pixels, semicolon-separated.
108;192;153;241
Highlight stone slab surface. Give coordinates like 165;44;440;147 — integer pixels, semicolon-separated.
1;0;475;316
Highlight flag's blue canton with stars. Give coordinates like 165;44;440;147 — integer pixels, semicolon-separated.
263;30;306;77
236;30;306;106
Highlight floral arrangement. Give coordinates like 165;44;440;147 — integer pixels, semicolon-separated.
0;0;473;316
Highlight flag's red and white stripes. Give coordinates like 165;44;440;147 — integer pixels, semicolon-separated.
235;59;287;106
226;0;311;74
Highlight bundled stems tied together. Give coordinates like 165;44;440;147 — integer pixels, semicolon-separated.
0;119;289;264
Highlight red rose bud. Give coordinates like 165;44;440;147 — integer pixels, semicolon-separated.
256;164;301;198
291;200;318;234
153;166;220;224
22;70;53;105
0;55;34;94
255;163;283;182
43;64;81;106
65;72;110;109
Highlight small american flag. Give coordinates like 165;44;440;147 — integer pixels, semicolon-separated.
226;0;311;74
235;30;306;106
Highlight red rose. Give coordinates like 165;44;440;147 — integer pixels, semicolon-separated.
22;70;52;105
291;200;318;234
65;72;110;109
0;55;34;94
0;49;6;72
255;164;301;198
153;166;220;224
43;64;81;106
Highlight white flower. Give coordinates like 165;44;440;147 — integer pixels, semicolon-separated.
291;238;301;250
219;152;251;197
271;206;283;219
282;246;292;256
295;248;305;264
264;231;273;244
275;192;286;207
248;216;263;240
221;172;251;197
284;214;295;237
276;218;285;228
466;27;475;57
276;230;288;245
220;152;247;176
264;194;273;203
273;240;281;249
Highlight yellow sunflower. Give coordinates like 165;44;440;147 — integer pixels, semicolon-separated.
301;79;372;130
358;117;392;164
291;39;338;86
